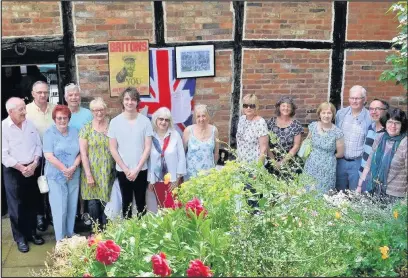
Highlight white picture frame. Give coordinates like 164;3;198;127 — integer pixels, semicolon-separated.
175;44;215;78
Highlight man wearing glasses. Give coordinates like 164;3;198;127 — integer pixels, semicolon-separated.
26;81;56;232
335;85;373;192
359;99;389;187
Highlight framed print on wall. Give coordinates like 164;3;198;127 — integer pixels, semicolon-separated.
108;39;149;97
175;44;215;78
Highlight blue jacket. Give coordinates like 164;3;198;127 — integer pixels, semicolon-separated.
335;106;372;137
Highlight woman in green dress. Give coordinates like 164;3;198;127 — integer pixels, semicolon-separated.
79;97;115;229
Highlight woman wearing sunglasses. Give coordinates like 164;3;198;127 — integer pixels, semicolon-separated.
358;108;407;202
266;96;304;179
146;107;186;213
183;104;219;180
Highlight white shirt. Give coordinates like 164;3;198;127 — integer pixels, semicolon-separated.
2;117;42;168
147;129;186;183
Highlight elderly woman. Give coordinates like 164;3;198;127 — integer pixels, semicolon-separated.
266;96;304;177
79;97;115;229
236;94;269;211
304;102;344;193
43;105;81;242
358;108;407;201
146;107;186;213
183;104;219;180
236;94;269;164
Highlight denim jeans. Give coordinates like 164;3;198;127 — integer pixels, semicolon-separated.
48;178;79;241
335;158;362;192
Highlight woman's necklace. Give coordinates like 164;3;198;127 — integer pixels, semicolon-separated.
320;123;332;133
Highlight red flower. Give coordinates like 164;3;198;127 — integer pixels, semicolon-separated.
185;197;207;218
173;200;183;209
88;234;102;247
151;252;171;277
95;240;121;265
83;274;92;277
186;259;212;277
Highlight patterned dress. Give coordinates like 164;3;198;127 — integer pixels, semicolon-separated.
185;125;216;180
79;122;115;202
304;121;344;192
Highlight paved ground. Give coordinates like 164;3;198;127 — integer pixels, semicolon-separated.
1;215;91;277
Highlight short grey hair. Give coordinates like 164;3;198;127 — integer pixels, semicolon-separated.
64;83;81;98
151;107;174;131
32;81;49;91
89;97;107;111
5;97;23;112
350;85;367;99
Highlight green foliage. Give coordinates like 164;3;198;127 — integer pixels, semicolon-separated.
380;1;408;90
41;161;407;277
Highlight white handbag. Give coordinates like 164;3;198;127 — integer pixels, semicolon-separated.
37;159;49;194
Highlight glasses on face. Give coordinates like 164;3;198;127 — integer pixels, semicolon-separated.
158;117;170;123
243;103;256;109
56;116;69;121
34;91;49;95
92;109;105;114
349;97;364;101
386;120;402;126
369;107;387;112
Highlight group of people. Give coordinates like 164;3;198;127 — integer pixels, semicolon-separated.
2;81;406;254
236;86;407;203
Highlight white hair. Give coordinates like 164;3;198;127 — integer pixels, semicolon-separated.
89;97;107;110
5;97;22;112
32;80;49;91
350;85;367;99
151;107;174;131
64;83;81;98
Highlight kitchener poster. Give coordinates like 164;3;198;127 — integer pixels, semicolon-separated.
108;40;149;97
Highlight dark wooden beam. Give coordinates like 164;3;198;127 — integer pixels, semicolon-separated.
243;40;332;49
154;1;165;47
61;1;76;85
230;1;245;148
330;1;347;110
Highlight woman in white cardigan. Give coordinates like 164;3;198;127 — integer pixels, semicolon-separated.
146;107;186;213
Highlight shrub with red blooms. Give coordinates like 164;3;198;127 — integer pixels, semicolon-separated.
186;259;213;277
83;274;92;277
185;197;207;218
95;240;121;265
151;252;172;277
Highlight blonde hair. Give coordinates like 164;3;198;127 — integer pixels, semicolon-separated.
242;94;259;110
317;102;336;119
193;104;210;123
151;107;174;131
89;97;107;111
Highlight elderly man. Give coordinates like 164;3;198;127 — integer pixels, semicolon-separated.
335;85;373;192
358;98;389;191
26;80;55;232
2;97;45;253
64;83;93;226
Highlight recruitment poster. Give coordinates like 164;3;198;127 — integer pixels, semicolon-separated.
108;40;149;97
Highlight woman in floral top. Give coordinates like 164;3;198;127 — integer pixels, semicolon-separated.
266;96;304;177
236;94;269;164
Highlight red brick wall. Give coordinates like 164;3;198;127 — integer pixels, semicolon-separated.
194;50;233;143
242;49;331;124
343;50;407;108
347;2;398;41
165;2;233;42
73;2;154;45
245;2;332;40
1;1;62;37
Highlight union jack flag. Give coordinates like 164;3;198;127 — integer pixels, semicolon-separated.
139;48;196;134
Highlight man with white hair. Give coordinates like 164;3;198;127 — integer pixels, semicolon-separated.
2;97;45;253
26;80;56;232
64;83;93;227
335;85;373;192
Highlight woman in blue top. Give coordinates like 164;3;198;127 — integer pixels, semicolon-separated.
43;105;81;242
183;104;219;180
